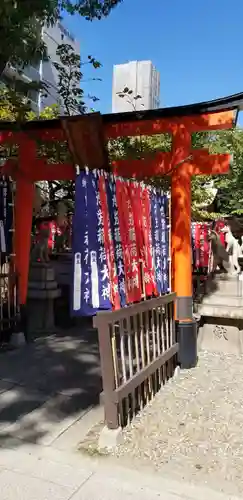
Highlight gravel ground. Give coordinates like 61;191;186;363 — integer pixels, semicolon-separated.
114;351;243;497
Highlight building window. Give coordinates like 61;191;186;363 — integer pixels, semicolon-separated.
57;23;75;43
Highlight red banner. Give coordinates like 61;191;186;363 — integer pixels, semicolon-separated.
193;222;211;268
141;186;157;295
38;220;56;250
116;179;142;303
99;175;120;310
215;220;226;246
129;183;156;297
203;224;209;267
195;223;200;268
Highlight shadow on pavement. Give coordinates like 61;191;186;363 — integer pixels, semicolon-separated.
0;318;102;448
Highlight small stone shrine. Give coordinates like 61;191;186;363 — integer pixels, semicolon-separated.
27;262;60;337
27;204;61;337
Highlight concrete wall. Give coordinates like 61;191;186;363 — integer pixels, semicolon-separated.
112;60;160;113
0;22;80;115
41;23;80;113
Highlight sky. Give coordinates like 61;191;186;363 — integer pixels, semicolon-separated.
63;0;243;119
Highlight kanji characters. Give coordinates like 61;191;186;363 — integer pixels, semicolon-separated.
130;243;137;257
99;247;106;263
128;213;134;227
129;227;136;241
131;260;138;272
97;227;104;244
118;261;125;276
102;284;110;300
132;274;139;288
101;264;109;281
114;227;121;242
119;278;126;294
155;243;161;256
115;244;123;260
144;272;151;284
97;209;103;226
84;248;89;265
114;212;119;226
84;231;88;246
84;288;90;303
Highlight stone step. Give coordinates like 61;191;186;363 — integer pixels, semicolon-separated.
29;266;56;282
198;303;243;319
28;280;59;290
213;274;238;281
201;295;243;306
28;288;61;300
205;280;243;296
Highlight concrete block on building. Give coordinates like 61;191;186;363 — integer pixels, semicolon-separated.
198;319;243;355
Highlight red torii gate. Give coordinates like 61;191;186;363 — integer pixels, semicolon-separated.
109;110;234;320
0;93;242;365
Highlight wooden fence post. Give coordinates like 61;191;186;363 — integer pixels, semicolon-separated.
94;313;119;429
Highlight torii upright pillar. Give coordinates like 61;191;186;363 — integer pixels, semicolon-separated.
1;135;75;317
111;110;235;368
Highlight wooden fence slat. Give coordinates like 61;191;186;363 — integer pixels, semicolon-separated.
94;293;177;430
100;343;179;405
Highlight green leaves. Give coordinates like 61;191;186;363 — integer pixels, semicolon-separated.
62;0;123;20
116;87;144;110
87;55;102;68
53;43;101;115
0;0;122;78
0;0;57;75
109;126;243;220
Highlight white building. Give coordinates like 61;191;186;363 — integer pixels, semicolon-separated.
1;22;80;114
40;22;80;112
112;60;160;113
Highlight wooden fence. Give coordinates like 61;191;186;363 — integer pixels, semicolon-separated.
94;293;178;429
0;262;19;345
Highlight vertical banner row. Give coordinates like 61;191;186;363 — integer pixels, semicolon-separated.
71;172;170;317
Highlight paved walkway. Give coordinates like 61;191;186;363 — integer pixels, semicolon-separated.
0;325;102;448
0;442;240;500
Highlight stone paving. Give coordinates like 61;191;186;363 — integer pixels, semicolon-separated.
0;324;102;448
0;443;240;500
114;351;243;498
0;327;243;497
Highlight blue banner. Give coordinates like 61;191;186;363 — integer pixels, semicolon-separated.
0;177;13;257
159;194;169;293
106;176;126;307
151;190;163;295
191;222;196;271
151;191;169;294
71;170;111;317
